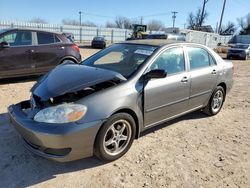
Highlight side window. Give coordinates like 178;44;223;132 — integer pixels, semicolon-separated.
55;35;61;43
209;54;216;66
0;31;31;46
37;32;55;44
187;47;210;70
150;47;185;75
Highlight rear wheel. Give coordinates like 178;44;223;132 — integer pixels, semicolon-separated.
94;113;136;161
61;59;76;65
203;86;225;116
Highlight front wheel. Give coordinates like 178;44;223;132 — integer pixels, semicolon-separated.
94;113;136;161
203;86;225;116
245;54;249;60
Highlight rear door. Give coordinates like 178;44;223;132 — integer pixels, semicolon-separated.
0;30;34;78
32;32;65;73
144;46;191;127
185;46;219;109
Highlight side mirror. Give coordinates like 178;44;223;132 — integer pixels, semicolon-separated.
0;41;10;48
144;69;167;80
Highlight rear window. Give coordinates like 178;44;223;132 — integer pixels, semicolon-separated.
187;47;210;70
94;37;104;41
37;32;59;44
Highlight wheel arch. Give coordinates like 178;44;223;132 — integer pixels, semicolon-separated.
111;108;140;139
60;56;78;64
217;82;227;97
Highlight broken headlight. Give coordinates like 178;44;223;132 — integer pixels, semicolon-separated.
34;103;87;123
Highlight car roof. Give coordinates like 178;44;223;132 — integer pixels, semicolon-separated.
1;28;62;35
120;39;186;47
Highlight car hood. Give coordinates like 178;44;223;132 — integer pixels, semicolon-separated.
31;64;126;101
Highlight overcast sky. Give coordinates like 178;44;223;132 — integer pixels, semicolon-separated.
0;0;249;29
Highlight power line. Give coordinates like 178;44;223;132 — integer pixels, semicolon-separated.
83;11;171;20
84;12;114;19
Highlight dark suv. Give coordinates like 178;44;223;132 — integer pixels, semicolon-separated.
0;28;81;79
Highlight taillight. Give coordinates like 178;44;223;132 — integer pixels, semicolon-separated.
71;44;80;53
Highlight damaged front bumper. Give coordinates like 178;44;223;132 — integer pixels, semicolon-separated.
8;100;103;162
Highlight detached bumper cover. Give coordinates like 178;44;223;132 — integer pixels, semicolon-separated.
8;101;103;162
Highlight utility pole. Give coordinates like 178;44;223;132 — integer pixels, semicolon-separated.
140;16;143;25
172;11;178;29
218;0;227;34
79;11;82;43
79;11;82;26
215;22;219;33
200;0;209;27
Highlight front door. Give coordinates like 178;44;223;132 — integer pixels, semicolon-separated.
0;31;33;78
144;47;191;127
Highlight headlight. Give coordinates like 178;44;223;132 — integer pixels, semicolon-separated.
34;103;87;124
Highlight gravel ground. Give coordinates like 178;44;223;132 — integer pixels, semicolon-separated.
0;48;249;188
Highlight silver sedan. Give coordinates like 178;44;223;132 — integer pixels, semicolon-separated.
8;39;234;162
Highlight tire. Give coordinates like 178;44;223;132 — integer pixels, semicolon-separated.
94;113;136;161
61;59;76;65
245;54;248;60
203;86;225;116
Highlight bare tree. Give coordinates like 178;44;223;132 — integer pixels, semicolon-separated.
237;13;250;35
83;21;97;27
147;20;164;31
187;8;208;30
62;19;79;26
105;21;117;28
30;17;47;24
62;19;97;27
220;21;236;35
114;16;131;29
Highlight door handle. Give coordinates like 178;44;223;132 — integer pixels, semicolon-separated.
211;69;217;74
60;46;65;50
181;76;188;82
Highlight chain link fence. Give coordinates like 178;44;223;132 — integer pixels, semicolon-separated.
0;20;232;48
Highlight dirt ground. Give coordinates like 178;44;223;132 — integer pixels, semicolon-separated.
0;48;249;188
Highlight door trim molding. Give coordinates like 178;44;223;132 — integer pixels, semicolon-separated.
145;97;189;113
144;105;203;129
190;89;211;99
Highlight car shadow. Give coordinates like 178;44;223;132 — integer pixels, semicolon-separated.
0;75;40;85
0;113;106;188
0;110;207;187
